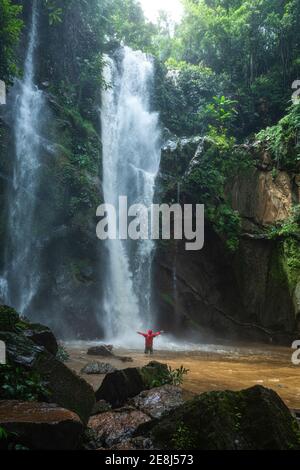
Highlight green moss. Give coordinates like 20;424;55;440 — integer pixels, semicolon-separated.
139;362;170;389
257;104;300;171
0;306;20;332
138;386;300;450
282;238;300;291
269;244;289;288
172;423;197;449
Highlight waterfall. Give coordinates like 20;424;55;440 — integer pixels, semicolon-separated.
1;0;45;314
101;47;161;344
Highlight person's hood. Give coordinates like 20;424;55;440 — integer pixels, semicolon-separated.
147;329;153;335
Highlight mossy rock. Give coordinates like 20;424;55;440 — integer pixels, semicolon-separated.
0;305;20;332
95;362;170;408
140;361;169;388
0;332;95;424
136;386;300;450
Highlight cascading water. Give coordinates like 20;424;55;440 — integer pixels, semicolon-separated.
101;47;161;344
1;0;45;314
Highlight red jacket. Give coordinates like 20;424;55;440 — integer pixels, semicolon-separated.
138;330;161;348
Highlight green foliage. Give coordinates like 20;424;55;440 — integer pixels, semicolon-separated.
0;426;8;441
267;205;300;240
282;238;300;291
161;0;300;136
0;425;29;450
107;0;156;52
0;364;50;402
0;305;20;332
207;204;242;251
266;207;300;292
43;0;63;25
172;422;197;449
0;0;23;81
183;138;251;250
257;104;300;170
149;365;189;388
155;60;230;136
203;95;238;139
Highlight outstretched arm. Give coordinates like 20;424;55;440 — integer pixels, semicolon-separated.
137;331;146;337
154;331;163;337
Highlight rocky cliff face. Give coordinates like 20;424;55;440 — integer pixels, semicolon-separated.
0;2;105;339
154;137;300;344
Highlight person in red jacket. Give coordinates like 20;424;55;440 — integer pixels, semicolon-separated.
137;329;163;355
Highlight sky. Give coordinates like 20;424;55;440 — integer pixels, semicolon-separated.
139;0;184;24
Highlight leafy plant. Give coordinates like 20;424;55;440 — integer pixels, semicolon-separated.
257;104;300;170
204;95;238;139
0;365;50;402
167;366;190;386
172;423;197;449
43;0;63;25
150;365;189;388
0;426;29;451
0;426;8;441
0;0;23;81
267;205;300;240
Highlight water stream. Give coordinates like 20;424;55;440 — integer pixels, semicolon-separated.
101;47;161;344
1;0;45;315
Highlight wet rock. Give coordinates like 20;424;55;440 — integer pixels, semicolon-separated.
117;356;133;363
23;323;58;356
95;362;169;408
88;408;151;448
132;385;184;419
108;436;154;450
139;361;170;388
81;362;117;375
136;385;300;450
91;400;112;416
0;305;58;355
87;345;114;357
230;168;293;225
96;367;144;408
0;331;95;424
0;401;84;450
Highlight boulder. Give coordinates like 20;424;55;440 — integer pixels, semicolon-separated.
91;400;112;416
23;323;58;356
0;305;58;355
132;385;184;419
81;362;117;375
95;362;169;408
117;356;134;363
87;345;113;357
139;361;170;388
0;401;84;450
96;367;144;408
0;331;95;424
88;408;151;448
136;385;300;450
86;345;133;363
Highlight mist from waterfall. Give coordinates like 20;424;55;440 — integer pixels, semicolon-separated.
1;0;45;314
101;47;161;344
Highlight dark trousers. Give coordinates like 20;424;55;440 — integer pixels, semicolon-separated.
145;346;153;355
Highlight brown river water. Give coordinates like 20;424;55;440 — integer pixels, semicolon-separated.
65;342;300;411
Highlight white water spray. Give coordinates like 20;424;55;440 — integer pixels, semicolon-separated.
101;47;161;344
2;0;45;314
